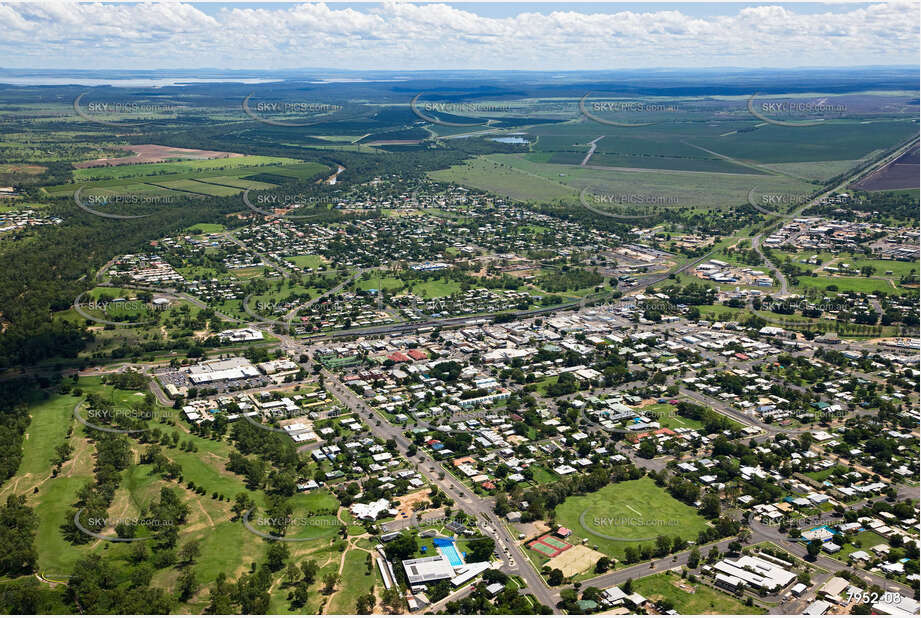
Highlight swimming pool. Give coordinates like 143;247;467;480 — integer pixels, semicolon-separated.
437;540;464;567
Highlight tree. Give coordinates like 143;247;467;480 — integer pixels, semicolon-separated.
467;537;496;563
687;547;701;569
177;567;198;602
231;493;254;520
322;572;339;595
266;542;290;571
381;586;404;613
806;540;821;560
699;493;721;519
178;539;201;564
0;495;38;576
623;546;639;563
355;591;375;614
623;578;633;594
547;568;564;586
300;559;319;585
594;556;611;573
292;581;309;607
285;563;301;585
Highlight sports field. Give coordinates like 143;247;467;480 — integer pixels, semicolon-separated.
554;476;709;560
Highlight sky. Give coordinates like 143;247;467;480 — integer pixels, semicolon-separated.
0;2;918;71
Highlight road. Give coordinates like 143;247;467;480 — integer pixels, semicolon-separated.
222;230;292;277
320;369;560;611
282;268;367;323
581;135;605;167
752;232;789;296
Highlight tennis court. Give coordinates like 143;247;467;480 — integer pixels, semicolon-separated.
541;536;570;550
528;533;572;558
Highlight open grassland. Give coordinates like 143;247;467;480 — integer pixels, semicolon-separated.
795;275;899;294
286;254;329;269
432;153;818;210
429;155;578;203
411;278;462;298
554;477;709;562
633;572;764;614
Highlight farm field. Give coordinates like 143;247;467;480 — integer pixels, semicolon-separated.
432;153;819;210
553;477;710;562
43;160;329;199
72;154;299;179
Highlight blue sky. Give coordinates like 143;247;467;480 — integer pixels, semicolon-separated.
0;2;917;71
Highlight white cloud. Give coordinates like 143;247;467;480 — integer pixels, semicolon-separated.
0;1;917;70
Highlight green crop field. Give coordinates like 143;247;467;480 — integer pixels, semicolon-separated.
554;476;709;560
152;178;243;196
432;153;819;210
71;156;302;181
43;161;328;198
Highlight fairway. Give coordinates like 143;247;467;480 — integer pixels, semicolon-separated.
554;476;709;561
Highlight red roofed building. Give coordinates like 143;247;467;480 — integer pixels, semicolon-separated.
388;351;411;363
407;349;428;361
481;481;496;491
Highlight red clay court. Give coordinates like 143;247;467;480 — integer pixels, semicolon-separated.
528;533;572;557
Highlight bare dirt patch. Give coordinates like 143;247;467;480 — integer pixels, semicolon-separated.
74;144;245;169
544;543;607;577
513;519;551;543
394;489;432;514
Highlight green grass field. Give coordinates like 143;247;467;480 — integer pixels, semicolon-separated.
554;477;710;561
287;254;329;269
411;278;461;299
356;276;404;293
795;275;898;294
638;404;705;432
633;572;764;614
830;529;889;562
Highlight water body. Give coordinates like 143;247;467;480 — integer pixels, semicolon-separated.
0;77;281;87
490;136;530;144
